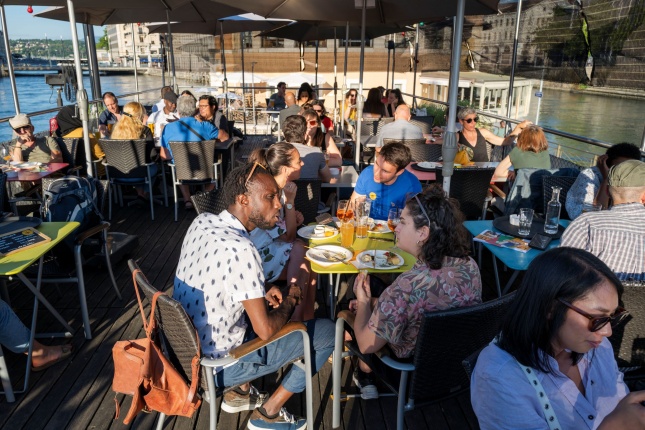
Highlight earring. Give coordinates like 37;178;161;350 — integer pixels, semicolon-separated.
416;240;421;245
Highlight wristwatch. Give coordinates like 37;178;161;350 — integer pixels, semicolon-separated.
285;203;294;210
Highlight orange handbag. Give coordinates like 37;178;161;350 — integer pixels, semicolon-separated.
112;271;202;424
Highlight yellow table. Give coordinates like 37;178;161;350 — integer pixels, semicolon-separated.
309;231;416;316
0;222;79;402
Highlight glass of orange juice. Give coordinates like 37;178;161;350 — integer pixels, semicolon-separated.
340;221;354;248
148;123;155;135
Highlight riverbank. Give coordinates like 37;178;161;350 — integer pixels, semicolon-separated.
538;80;645;101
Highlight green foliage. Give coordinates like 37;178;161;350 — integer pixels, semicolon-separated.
418;103;447;126
9;38;86;59
96;28;109;50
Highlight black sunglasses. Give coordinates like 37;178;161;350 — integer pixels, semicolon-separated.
558;299;629;332
464;117;479;124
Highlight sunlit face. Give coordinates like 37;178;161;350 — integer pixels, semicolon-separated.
198;100;215;120
104;96;119;114
373;155;401;185
394;206;425;256
278;84;286;95
164;99;177;113
14;124;34;141
460;114;478;130
551;280;619;355
313;106;323;117
247;173;282;230
387;92;397;104
347;91;357;104
285;149;303;181
305;115;319;138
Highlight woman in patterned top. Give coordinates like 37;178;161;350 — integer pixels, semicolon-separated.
348;184;482;399
247;142;317;321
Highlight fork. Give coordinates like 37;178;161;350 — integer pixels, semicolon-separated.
322;251;350;265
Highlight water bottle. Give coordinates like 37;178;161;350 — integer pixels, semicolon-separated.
544;186;561;235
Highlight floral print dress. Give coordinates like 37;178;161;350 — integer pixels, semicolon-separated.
368;256;482;358
249;191;294;283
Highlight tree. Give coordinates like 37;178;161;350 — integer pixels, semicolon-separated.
97;28;109;50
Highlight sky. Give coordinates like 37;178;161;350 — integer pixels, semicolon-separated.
4;6;104;40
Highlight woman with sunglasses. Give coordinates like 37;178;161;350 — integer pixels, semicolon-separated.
303;109;342;168
312;100;334;133
347;185;482;399
343;89;358;137
472;247;645;429
493;125;551;181
457;107;530;162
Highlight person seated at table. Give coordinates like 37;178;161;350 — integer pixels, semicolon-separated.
110;101;158;202
282;115;332;182
270;81;287;109
151;85;173;113
471;247;645;429
493;125;551;181
311;100;333;133
566;142;641;219
343;89;358;137
375;105;423;150
297;82;316;106
363;87;386;119
248;143;317;321
98;92;122;138
346;185;482;399
160;94;222;210
303;109;342;168
457;107;529;162
10;113;63;164
384;88;405;118
196;95;229;140
350;141;422;221
279;92;301;130
147;90;179;146
0;298;72;372
54;104;104;173
561;160;645;283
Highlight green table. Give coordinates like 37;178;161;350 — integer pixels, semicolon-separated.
309;231;416;316
0;222;79;402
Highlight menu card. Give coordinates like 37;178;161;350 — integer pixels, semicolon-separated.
474;229;530;253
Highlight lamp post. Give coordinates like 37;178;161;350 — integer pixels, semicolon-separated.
251;61;257;128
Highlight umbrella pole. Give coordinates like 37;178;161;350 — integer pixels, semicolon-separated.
0;5;19;114
340;22;349;138
85;24;102;99
161;36;166;87
391;43;395;89
315;40;319;95
333;28;338;131
354;0;367;171
67;0;93;177
131;24;140;103
505;0;523;124
412;24;419;110
220;22;229;121
443;0;467;195
240;32;247;136
386;35;390;93
166;9;177;92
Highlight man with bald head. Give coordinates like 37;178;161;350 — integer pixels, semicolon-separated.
375;104;424;149
279;91;300;129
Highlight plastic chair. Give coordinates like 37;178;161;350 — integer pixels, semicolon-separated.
127;260;314;430
169;140;223;222
332;292;516;430
383;138;441;162
293;178;322;226
99;138;166;221
190;189;227;216
433;167;496;220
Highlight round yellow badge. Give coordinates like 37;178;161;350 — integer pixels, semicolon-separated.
369;192;377;200
22;229;33;235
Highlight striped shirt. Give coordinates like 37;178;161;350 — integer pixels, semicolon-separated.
560;203;645;281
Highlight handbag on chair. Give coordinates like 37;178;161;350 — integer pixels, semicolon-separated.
112;271;202;424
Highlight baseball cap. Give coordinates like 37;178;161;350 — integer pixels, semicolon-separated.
608;159;645;187
9;113;31;130
163;91;178;104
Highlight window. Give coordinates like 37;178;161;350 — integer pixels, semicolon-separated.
242;32;253;49
261;37;284;48
340;39;372;47
304;40;327;48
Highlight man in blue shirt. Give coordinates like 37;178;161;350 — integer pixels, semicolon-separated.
98;91;122;137
350;141;422;221
160;94;227;209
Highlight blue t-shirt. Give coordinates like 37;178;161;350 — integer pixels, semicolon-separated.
99;108;120;126
160;117;219;161
354;166;422;220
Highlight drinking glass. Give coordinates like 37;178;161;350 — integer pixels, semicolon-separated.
323;151;330;166
518;208;534;237
340;221;354;248
387;208;401;232
336;200;353;222
269;99;275;109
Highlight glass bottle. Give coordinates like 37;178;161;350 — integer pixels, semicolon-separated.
544;186;561;235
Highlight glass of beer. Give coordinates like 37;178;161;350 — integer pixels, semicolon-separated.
387;208;401;232
269;99;275;109
337;200;353;221
340;221;354;248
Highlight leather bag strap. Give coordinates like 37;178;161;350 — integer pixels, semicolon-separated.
131;269;162;337
178;119;206;141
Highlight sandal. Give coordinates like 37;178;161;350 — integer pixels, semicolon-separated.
185;201;194;211
31;344;73;372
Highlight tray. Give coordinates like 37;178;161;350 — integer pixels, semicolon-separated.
493;215;564;239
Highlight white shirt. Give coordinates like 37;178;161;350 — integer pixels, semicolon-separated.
148;109;179;146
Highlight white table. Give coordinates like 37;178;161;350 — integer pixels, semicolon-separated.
322;165;358;189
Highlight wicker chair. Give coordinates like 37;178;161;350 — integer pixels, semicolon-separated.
375;117;394;135
99;139;166;221
549;154;582;170
609;285;645;382
55;137;83;175
191;189;227;216
433;167;495;220
502;168;579;216
293;178;322;226
409;116;435;134
383;138;441;162
169;140;223;222
360;118;381;137
333;292;516;430
127;260;315;430
542;175;578;220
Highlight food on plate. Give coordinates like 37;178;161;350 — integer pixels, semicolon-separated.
360;254;374;263
370;222;384;232
385;251;401;266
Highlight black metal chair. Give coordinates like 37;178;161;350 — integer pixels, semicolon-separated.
609;285;645;383
127;260;315;430
542;175;578;220
433;167;496;220
502;168;580;216
191;188;227;216
383;138;442;162
332;292;516;430
410;116;435;134
293;178;322;226
169;140;223;222
99;138;166;221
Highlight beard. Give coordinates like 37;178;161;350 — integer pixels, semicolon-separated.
249;208;277;230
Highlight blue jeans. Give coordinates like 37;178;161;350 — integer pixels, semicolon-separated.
215;318;335;394
0;299;30;353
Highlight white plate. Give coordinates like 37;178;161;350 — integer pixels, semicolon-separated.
306;245;353;267
368;219;390;234
297;224;339;240
417;161;442;169
356;250;405;270
10;161;41;170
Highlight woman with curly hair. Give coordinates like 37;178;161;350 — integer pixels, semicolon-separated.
345;184;482;399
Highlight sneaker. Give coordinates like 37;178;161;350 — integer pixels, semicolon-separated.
352;368;379;400
248;406;307;430
221;384;268;413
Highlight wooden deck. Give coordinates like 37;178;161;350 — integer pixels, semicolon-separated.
0;138;512;429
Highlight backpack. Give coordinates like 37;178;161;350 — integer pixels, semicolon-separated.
42;176;103;251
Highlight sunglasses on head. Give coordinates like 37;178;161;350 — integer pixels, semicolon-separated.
411;193;431;225
245;162;267;188
558;298;629;332
464;117;479;124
